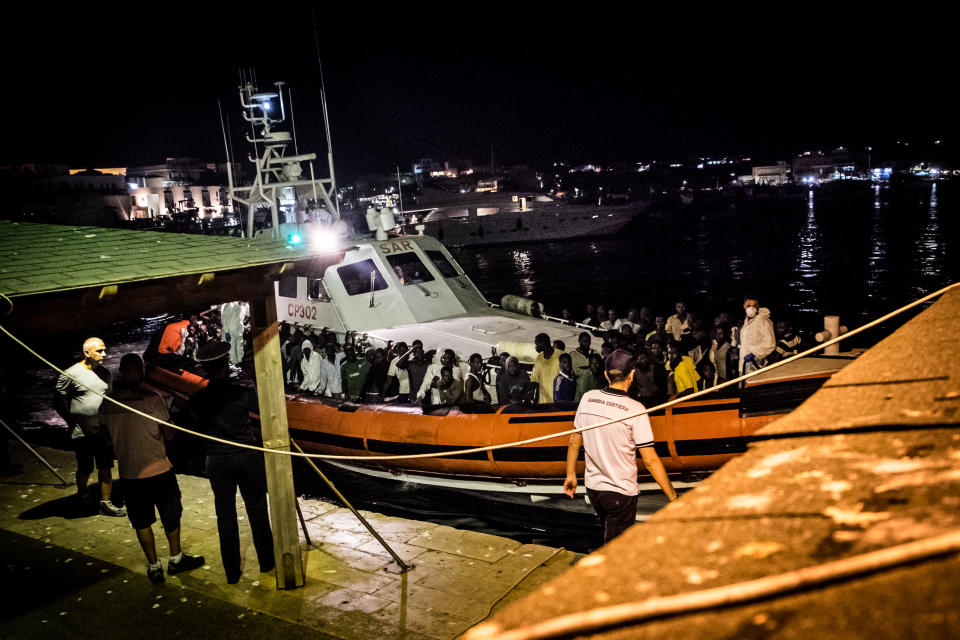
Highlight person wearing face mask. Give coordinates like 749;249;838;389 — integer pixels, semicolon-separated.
738;296;776;374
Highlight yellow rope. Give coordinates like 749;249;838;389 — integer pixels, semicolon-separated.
0;282;956;461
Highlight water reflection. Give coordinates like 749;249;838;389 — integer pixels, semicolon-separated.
866;185;888;300
915;182;945;295
790;189;823;312
450;181;957;328
511;249;535;296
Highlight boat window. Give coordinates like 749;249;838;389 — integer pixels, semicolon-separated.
425;250;459;278
308;278;331;302
277;275;297;298
337;259;389;296
386;253;435;285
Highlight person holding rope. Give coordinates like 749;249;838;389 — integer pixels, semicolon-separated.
189;341;274;584
53;337;125;516
564;348;677;544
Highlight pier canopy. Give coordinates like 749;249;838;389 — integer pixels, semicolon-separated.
0;220;344;334
0;220;347;590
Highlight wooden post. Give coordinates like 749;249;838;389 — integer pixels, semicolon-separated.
250;294;304;589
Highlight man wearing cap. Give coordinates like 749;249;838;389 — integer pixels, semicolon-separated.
54;337;125;516
563;348;677;544
189;341;274;584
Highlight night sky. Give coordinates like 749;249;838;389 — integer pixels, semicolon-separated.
4;9;957;181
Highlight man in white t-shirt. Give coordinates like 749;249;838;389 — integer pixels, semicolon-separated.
316;343;345;398
386;342;411;402
54;337;124;516
416;348;463;405
563;349;677;543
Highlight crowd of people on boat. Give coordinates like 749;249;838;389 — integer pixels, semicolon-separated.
274;294;803;409
155;304;252;370
558;297;804;397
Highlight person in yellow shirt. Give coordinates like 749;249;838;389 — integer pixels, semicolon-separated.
528;333;563;403
666;343;700;397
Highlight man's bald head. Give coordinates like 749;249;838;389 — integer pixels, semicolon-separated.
82;337;106;366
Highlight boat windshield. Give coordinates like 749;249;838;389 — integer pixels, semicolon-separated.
338;259;389;295
386;252;435;285
425;250;459;278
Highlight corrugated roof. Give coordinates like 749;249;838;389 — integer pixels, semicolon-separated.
0;220;328;297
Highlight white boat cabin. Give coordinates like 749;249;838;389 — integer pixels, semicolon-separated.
274;232;591;363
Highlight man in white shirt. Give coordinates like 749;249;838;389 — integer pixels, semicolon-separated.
54;337;124;516
416;348;462;405
563;349;677;543
665;300;690;342
316;343;345;397
300;340;323;393
386;342;411;402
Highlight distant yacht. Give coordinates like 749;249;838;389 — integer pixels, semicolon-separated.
401;191;648;247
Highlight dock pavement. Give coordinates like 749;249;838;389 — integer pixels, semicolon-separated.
0;446;581;640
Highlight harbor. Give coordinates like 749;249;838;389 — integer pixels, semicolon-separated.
2;13;958;640
2;281;957;638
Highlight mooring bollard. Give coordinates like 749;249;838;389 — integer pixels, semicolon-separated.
815;315;848;356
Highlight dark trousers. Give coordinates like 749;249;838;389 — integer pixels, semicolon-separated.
587;488;639;544
206;452;275;580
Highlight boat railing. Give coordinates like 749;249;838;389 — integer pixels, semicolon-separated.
485;300;597;332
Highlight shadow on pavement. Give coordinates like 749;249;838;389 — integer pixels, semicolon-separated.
18;488;126;521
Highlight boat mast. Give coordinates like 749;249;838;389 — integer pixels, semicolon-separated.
229;74;339;239
312;14;340;219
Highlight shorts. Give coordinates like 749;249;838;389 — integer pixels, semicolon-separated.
73;432;115;475
586;488;639;544
124;470;183;531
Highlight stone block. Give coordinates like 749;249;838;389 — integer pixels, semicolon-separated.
373;600;476;640
405;525;521;561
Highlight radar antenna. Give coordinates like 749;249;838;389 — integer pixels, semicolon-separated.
226;74;339;239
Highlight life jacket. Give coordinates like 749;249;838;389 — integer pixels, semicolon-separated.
158;320;189;355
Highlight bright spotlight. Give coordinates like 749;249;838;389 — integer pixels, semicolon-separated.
312;229;339;253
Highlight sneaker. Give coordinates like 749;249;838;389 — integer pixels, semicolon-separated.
99;501;126;517
147;564;165;584
167;554;205;575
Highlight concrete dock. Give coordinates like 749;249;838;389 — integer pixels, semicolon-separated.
0;447;580;639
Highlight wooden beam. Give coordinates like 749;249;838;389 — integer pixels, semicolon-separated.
250;293;304;589
4;267;280;336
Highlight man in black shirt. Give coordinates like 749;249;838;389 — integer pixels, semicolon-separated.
190;341;274;584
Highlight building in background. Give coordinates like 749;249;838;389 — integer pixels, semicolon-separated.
751;161;791;185
126;158;233;220
792;148;866;184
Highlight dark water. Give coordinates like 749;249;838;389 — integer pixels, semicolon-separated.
451;180;959;337
4;179;958;553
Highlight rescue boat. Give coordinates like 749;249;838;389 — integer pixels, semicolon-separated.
143;229;855;511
